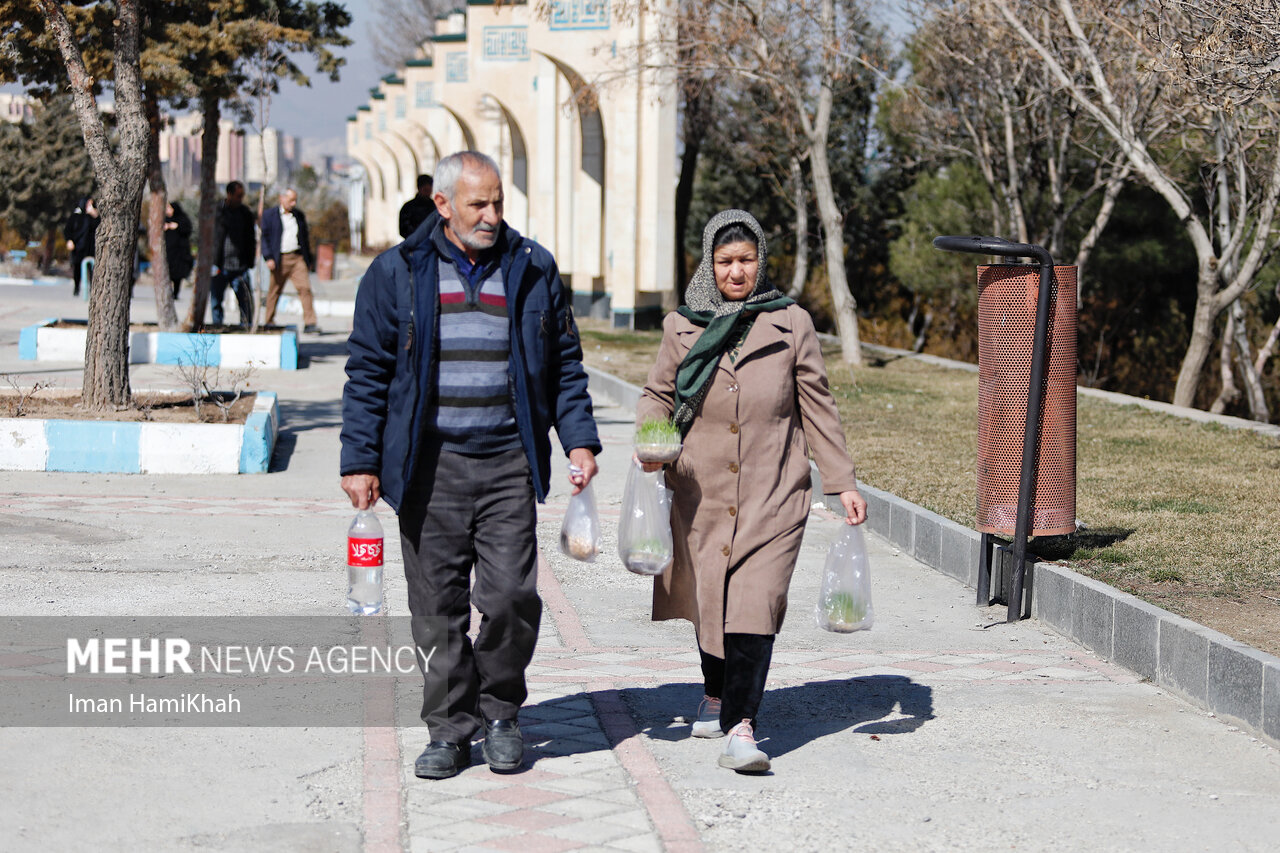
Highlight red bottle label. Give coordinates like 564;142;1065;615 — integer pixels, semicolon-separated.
348;537;384;567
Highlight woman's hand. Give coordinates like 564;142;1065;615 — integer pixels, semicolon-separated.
634;453;665;474
840;489;867;525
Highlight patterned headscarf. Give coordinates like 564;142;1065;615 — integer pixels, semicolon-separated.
672;210;793;433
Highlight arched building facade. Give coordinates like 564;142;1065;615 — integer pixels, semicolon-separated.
347;1;677;328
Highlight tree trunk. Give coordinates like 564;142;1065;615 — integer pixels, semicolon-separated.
40;226;58;273
1209;309;1239;414
787;156;808;299
673;83;706;294
145;93;178;330
83;190;140;409
808;133;861;364
185;96;221;332
37;0;148;410
804;0;861;366
1173;270;1220;409
1227;299;1269;421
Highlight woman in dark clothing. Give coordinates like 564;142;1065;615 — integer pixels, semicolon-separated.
164;201;194;298
64;196;98;296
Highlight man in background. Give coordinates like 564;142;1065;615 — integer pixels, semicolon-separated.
211;181;256;326
398;173;434;238
260;187;319;333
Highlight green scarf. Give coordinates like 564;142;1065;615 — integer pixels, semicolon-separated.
672;296;795;437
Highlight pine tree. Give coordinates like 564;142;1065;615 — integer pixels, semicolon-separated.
0;97;93;271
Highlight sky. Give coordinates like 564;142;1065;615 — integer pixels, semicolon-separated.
271;0;382;142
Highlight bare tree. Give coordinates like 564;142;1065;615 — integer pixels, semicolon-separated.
613;0;890;366
369;0;448;72
890;0;1137;299
34;0;150;410
989;0;1280;419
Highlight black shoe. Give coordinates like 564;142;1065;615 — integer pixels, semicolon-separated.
414;740;470;779
481;718;524;772
303;324;321;334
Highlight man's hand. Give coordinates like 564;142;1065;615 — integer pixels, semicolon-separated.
567;448;598;495
840;489;868;525
265;258;276;271
342;474;381;510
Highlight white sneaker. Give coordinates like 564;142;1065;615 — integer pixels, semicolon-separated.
691;695;725;738
718;719;770;772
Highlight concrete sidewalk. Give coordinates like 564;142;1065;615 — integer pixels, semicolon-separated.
1;272;1278;852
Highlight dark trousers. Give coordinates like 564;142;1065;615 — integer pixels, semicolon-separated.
398;444;541;744
210;269;253;325
701;633;775;732
70;251;92;294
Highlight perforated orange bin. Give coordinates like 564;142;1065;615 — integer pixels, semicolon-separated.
976;265;1077;536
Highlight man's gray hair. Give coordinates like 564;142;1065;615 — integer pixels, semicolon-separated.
433;151;500;202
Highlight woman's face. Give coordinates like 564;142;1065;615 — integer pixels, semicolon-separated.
713;240;759;301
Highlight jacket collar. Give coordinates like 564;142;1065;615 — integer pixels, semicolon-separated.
398;212;524;266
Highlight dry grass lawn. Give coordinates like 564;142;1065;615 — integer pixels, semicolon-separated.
579;320;1280;656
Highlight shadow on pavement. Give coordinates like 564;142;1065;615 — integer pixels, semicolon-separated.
270;398;343;471
618;675;934;759
297;338;349;369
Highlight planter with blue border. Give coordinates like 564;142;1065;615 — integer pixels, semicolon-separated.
0;391;278;474
19;319;299;371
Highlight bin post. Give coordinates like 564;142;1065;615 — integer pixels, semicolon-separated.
932;235;1072;622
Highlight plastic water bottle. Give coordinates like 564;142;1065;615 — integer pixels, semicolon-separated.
346;510;384;615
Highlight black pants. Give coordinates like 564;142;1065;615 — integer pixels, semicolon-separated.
700;633;775;732
398;444;541;744
70;251;92;294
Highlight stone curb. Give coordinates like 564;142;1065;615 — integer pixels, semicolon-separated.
584;365;1280;747
19;319;300;371
0;390;278;475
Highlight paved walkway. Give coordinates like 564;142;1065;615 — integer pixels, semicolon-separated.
1;272;1279;852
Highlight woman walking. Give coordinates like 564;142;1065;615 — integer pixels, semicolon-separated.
636;209;867;773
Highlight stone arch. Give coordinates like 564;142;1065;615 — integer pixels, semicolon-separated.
438;105;477;150
368;136;403;199
402;120;443;172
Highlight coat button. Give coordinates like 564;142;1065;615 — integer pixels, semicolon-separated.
727;383;739;393
728;506;737;517
729;462;739;473
722;545;730;556
729;423;739;434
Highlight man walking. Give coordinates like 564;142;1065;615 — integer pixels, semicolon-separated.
260;187;320;332
340;151;600;779
398;173;434;238
211;181;256;327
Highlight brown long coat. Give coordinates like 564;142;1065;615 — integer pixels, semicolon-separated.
636;303;858;657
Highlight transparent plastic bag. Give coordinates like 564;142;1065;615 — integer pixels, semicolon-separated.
559;465;601;562
816;523;874;632
617;458;674;576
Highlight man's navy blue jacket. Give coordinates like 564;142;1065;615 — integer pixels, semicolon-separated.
340;214;602;511
260;204;314;270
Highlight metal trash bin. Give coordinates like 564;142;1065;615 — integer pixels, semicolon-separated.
933;236;1077;621
977;263;1076;537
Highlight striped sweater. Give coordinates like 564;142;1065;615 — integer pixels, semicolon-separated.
427;247;521;454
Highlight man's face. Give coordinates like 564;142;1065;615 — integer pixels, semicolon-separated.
436;164;503;253
279;190;297;212
227;187;245;207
